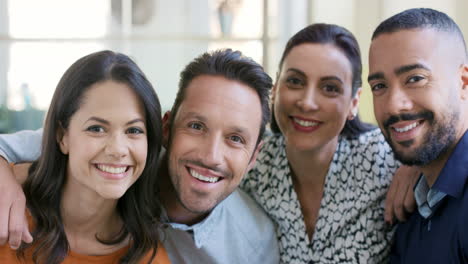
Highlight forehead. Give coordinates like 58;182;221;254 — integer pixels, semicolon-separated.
175;75;262;135
77;80;144;119
283;43;352;78
369;29;454;73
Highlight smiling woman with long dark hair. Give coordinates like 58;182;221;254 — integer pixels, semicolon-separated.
0;50;170;264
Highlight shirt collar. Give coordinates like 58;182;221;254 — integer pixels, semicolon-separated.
414;174;447;218
160;194;227;249
432;130;468;198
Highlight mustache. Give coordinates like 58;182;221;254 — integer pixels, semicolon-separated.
383;111;434;128
183;159;231;178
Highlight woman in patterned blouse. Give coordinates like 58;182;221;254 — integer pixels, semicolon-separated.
241;24;412;263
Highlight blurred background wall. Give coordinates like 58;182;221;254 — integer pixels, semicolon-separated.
0;0;467;132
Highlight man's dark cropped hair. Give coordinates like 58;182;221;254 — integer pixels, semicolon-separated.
372;8;467;52
170;49;272;145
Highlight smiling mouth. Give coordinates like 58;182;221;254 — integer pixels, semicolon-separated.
189;168;221;183
96;164;129;174
292;117;320;127
391;120;424;133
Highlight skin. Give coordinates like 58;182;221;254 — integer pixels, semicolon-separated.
57;80;148;255
369;28;468;186
273;43;359;238
160;75;263;225
0;74;265;245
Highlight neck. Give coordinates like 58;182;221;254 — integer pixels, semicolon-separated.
421;125;468;187
158;154;209;226
285;136;338;187
61;179;121;241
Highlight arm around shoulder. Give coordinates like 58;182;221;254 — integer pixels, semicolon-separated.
0;157;32;248
0;128;43;163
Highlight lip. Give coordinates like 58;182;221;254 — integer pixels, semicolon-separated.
290;115;322;132
185;163;224;190
94;163;132;180
389;119;425;143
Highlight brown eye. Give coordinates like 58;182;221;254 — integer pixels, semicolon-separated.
285;76;304;88
86;125;105;133
407;75;425;84
127;127;144;134
323;84;339;93
371;83;386;92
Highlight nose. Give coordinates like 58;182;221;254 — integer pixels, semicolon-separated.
384;85;414;115
199;134;224;168
105;133;129;159
296;87;319;112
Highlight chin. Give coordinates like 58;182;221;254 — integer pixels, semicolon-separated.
182;199;217;215
99;189;128;200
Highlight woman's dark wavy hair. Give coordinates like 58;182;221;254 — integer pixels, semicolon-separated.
17;50;163;264
271;23;375;138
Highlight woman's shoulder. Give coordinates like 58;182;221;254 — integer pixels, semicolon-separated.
63;243;170;264
337;128;398;175
341;128;392;157
260;132;287;159
240;133;289;196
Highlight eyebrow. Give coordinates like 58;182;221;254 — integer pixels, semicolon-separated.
180;112;207;123
85;117;144;126
321;76;343;84
394;63;430;75
367;72;385;82
286;68;307;77
368;63;430;82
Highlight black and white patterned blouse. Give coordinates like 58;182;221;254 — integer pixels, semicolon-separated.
241;129;398;264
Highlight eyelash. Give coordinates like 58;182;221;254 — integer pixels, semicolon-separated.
285;76;305;87
86;125;105;133
322;84;340;94
407;75;425;84
371;83;386;92
188;122;204;131
228;135;245;144
127;127;144;134
85;125;144;135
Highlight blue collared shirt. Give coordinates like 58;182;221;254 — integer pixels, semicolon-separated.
414;175;447;220
160;189;280;264
390;130;468;263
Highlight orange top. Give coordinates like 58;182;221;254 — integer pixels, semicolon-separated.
0;213;170;264
0;243;170;264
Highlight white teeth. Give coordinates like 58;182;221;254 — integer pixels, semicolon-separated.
190;169;220;183
97;164;127;174
394;122;419;133
294;118;318;127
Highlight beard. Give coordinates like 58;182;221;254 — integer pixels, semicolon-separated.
382;110;459;166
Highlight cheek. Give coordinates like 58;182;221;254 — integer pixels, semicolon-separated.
324;99;349;126
134;139;148;167
229;149;254;180
275;88;297;110
69;136;99;164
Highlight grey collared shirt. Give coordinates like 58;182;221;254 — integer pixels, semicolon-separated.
414;175;447;219
160;189;280;264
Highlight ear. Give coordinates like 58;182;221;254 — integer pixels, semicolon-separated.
347;88;362;120
162;111;171;148
271;83;278;103
57;124;69;155
460;64;468;100
246;140;264;172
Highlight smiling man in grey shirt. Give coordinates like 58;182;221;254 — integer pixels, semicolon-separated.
0;49;280;264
